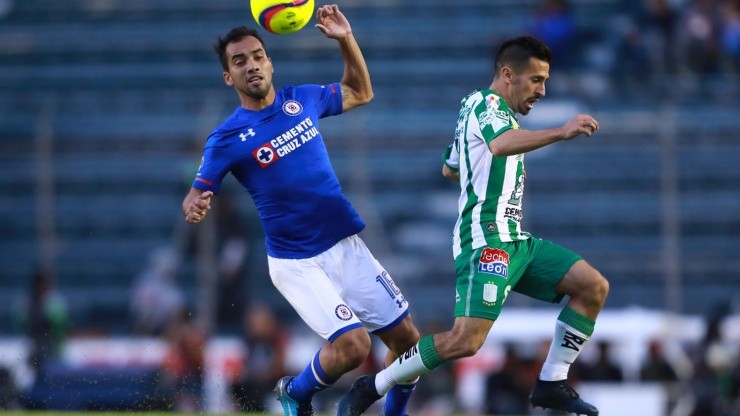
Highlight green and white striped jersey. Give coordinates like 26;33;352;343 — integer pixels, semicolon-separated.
444;89;531;259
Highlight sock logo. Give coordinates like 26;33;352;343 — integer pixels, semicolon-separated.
397;345;419;365
561;330;586;351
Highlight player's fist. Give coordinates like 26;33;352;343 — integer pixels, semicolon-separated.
185;190;213;224
561;114;599;140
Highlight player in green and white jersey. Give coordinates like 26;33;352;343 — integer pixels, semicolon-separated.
336;36;609;416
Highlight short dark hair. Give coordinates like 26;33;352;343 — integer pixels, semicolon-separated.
494;36;552;75
214;26;267;71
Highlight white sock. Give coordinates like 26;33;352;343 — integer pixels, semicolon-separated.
375;344;431;396
539;321;590;381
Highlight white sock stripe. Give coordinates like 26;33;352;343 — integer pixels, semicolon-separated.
310;360;332;387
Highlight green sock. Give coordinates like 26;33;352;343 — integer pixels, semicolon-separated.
418;335;444;370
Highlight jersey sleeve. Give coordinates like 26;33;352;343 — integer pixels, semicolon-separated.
478;95;514;145
302;83;343;118
442;141;459;171
191;140;231;194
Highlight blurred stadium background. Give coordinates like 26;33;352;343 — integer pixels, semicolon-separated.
0;0;738;415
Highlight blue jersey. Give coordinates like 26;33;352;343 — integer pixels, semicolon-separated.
192;83;365;259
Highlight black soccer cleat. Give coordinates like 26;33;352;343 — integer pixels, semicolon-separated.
335;375;382;416
529;379;599;416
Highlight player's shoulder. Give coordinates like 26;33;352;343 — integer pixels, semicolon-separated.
205;108;247;147
479;90;508;110
282;83;338;98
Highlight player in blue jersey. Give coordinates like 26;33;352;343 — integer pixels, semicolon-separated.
182;5;420;416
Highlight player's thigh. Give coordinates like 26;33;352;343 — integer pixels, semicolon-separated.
268;255;362;341
334;235;411;334
554;258;608;298
453;244;531;320
514;238;582;302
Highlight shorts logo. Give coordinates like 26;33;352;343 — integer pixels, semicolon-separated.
252;143;279;168
335;304;353;321
478;248;509;278
282;100;303;116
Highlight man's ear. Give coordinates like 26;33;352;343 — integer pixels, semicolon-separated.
223;71;233;86
501;66;513;84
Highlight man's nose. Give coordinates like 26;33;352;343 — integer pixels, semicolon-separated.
537;84;546;97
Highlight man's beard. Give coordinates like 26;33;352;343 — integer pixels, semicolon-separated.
243;84;270;101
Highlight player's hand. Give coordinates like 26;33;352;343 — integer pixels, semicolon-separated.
560;114;599;140
185;191;213;224
315;4;350;39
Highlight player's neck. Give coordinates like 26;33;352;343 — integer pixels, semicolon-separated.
490;79;517;112
240;88;276;111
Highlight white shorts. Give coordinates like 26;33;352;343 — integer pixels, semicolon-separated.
268;234;409;342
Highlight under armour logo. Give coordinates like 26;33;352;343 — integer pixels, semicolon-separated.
561;330;587;351
240;128;256;141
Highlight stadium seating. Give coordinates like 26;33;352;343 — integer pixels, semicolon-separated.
0;0;737;336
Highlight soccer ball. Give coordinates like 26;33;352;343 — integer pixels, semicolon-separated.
250;0;315;35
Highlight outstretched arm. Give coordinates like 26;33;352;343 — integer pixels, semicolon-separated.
315;4;373;111
182;188;213;224
488;114;599;157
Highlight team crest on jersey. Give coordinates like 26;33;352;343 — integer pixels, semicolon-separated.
282;100;303;116
335;304;353;321
252;143;280;168
478;248;509;278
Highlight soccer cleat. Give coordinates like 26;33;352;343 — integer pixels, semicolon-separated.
275;376;314;416
335;375;382;416
529;379;599;416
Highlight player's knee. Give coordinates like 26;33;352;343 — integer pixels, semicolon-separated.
583;271;609;308
335;330;372;369
386;320;421;355
594;273;609;305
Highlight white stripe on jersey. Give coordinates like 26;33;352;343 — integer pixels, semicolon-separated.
497;156;521;243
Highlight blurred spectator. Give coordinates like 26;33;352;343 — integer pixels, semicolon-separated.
677;0;723;74
611;16;651;97
230;303;289;412
0;366;18;409
640;339;679;382
719;0;740;71
130;245;185;336
640;0;680;76
688;309;738;416
161;307;207;412
213;190;250;329
573;340;624;382
485;344;531;415
16;268;68;372
526;0;578;68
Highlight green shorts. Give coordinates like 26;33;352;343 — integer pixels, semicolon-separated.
453;237;582;320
